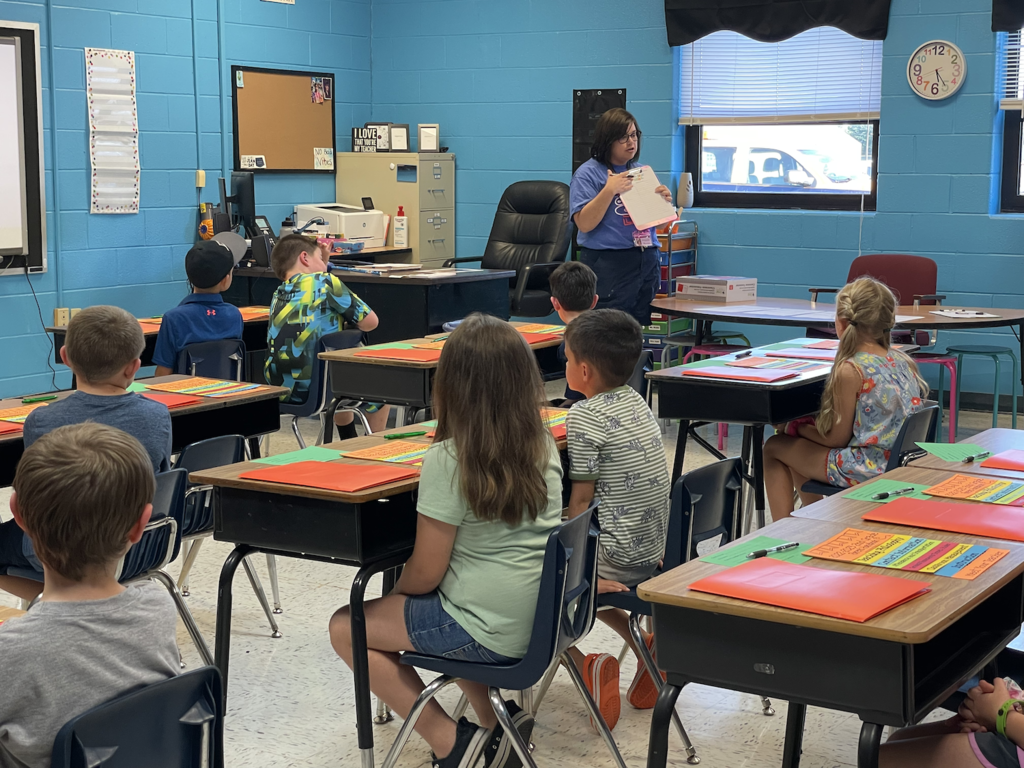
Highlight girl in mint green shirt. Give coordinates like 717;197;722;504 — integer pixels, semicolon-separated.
329;314;562;768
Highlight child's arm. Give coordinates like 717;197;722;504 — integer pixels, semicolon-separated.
567;480;596;519
393;514;456;596
795;362;860;449
154;365;173;377
325;276;379;332
962;679;1024;745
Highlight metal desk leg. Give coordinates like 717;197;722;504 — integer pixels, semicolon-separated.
215;544;252;701
671;420;691;485
374;567;398;726
647;682;683;768
247;436;261;460
782;702;806;768
349;566;378;768
857;722;883;768
1019;323;1023;391
751;424;767;528
694;319;705;347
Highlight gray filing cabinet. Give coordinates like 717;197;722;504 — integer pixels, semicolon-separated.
335;152;456;267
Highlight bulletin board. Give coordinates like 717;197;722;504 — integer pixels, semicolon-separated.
231;65;336;173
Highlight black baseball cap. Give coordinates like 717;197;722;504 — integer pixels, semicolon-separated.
185;232;246;289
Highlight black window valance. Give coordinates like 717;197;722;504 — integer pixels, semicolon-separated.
993;0;1024;32
665;0;893;46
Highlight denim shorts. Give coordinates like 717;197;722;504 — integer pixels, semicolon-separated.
404;592;517;665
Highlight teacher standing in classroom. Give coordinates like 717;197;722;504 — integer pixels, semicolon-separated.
570;108;673;326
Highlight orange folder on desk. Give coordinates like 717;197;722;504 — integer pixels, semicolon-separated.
681;366;799;383
353;348;443;362
688;557;930;622
138;322;162;334
239;461;419;493
141;392;204;409
0;421;23;435
862;497;1024;542
981;450;1024;472
518;332;561;345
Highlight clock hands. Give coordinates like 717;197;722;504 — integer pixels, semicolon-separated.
934;68;947;86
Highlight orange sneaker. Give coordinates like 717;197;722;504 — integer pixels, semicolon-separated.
627;633;665;709
582;652;620;731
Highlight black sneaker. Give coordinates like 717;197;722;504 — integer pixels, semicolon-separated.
432;717;491;768
482;700;536;768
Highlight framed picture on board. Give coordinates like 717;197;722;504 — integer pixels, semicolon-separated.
364;122;392;152
418;124;440;153
389;124;410;152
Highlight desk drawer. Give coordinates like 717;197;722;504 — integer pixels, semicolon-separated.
420;210;454;264
420;160;454;208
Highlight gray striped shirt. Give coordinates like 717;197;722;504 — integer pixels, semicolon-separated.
567;386;669;570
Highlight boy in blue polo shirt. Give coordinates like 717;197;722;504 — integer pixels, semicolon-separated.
153;236;246;376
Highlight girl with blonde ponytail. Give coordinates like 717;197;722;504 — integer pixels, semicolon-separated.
763;277;929;518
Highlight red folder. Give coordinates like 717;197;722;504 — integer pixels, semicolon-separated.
0;421;23;435
239;461;419;493
549;423;567;440
981;450;1024;472
681;366;798;383
863;497;1024;542
141;392;204;409
688;557;930;622
518;332;561;345
353;348;443;362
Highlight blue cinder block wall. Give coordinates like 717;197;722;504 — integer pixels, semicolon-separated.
0;0;370;396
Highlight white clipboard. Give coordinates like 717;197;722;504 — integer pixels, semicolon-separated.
618;166;678;230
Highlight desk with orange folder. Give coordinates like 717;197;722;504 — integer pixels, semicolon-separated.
641;514;1024;768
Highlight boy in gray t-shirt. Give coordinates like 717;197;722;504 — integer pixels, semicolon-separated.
563;309;670;729
0;423;179;768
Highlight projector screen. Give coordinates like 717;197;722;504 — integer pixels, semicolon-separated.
0;36;27;255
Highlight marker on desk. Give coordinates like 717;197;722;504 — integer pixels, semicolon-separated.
871;486;916;500
21;395;57;404
735;350;753;358
962;451;991;463
746;542;799;559
382;431;428;440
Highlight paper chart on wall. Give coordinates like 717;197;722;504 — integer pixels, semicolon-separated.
85;49;139;214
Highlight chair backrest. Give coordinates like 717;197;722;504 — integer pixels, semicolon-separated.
847;254;938;306
50;666;224;768
117;468;187;581
669;458;744;568
172;436;247;536
174;340;246;380
480;181;571;273
626;350;654;402
277;329;364;418
885;401;940;471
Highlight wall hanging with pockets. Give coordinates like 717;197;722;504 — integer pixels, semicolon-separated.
572;89;626;174
231;65;336;173
86;48;139;214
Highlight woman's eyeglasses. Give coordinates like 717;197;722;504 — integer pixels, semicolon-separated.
616;130;641;144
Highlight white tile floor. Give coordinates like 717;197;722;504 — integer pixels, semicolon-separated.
0;397;1014;768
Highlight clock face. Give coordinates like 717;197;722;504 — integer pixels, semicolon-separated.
908;40;966;100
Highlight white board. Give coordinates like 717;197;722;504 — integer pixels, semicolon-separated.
0;37;27;253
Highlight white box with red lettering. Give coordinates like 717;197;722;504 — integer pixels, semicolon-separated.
675;275;757;302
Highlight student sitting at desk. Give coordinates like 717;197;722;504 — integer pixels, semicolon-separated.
763;277;927;518
265;234;390;436
549;261;598;405
152;237;245;376
0;424;179;768
329;314;563;768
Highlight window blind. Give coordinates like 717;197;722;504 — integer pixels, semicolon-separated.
999;31;1023;111
678;28;883;125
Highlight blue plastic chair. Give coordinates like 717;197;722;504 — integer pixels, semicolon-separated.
172;435;281;638
50;666;224;768
175;339;246;380
381;503;628;768
278;329;371;448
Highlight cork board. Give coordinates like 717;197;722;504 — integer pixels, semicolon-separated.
231;65;336;173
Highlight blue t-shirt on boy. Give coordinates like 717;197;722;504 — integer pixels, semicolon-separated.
152;294;243;371
569;158;658;251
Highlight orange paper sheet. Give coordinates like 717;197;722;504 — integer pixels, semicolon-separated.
238;306;270;321
724;357;774;368
688;557;931;622
925;474;1024;506
353;348;443;362
239;461;419;492
0;421;23;435
343;440;429;466
515;323;565;334
681;366;798;383
806;340;840;349
141;392;204;409
413;340;448;350
518;332;561;345
138;322;162;334
0;403;48;423
981;450;1024;472
863;497;1024;543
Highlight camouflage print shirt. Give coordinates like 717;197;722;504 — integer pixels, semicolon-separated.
265;272;371;404
567;386;669;570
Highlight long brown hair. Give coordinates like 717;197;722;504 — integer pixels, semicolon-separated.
817;277;929;436
590;107;642;168
432;314;552;525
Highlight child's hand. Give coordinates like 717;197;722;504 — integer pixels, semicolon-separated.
597;578;630;594
962;679;1010;732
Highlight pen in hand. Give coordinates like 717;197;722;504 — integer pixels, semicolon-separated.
871;486;917;500
962;452;991;463
746;542;799;559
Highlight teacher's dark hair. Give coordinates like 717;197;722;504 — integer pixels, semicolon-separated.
590;107;641;167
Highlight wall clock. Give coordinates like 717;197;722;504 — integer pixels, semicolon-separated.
907;40;966;100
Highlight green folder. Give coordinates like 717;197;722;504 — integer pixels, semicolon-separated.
252;446;342;465
915;442;988;463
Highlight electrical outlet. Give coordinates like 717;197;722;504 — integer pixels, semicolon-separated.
196;170;206;188
53;308;69;326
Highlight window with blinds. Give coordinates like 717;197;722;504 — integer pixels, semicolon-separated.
999;31;1024;211
999;30;1023;110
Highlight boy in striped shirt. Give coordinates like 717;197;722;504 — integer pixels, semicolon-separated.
564;309;670;730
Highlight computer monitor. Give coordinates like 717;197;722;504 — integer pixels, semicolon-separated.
230;171;257;237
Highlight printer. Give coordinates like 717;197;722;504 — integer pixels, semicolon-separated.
293;203;387;248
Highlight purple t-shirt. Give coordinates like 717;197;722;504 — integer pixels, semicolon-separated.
569;158;657;251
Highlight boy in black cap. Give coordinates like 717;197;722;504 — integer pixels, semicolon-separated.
153;233;246;376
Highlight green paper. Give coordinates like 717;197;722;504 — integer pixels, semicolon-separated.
419;420;437;428
127;381;149;393
362;342;420;350
915;442;988;463
252;446;342;465
700;536;812;566
842;478;932;503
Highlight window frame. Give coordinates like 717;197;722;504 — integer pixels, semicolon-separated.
684;120;880;212
1001;109;1024;213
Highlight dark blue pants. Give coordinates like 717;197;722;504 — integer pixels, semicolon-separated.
580;246;661;326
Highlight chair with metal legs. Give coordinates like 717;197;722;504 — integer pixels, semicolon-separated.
381;503;629;768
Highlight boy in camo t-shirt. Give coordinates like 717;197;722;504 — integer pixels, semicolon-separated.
563;309;670;727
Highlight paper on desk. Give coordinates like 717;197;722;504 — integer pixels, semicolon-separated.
842;479;932;503
127;381;149;393
930;310;1000;319
894;314;925;322
914;442;987;463
699;536;812;566
618;166;678;230
253;446;342;465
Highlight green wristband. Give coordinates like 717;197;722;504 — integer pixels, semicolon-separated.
997;699;1019;737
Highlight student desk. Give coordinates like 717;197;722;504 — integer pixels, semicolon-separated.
649;297;1024;388
190;418;567;768
0;606;24;622
229;265;517;344
640;514;1024;768
0;375;286;486
908;428;1024;481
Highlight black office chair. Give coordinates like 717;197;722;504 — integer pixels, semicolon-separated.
800;401;940;499
444;181;571;317
50;666;224;768
175;340;246;380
